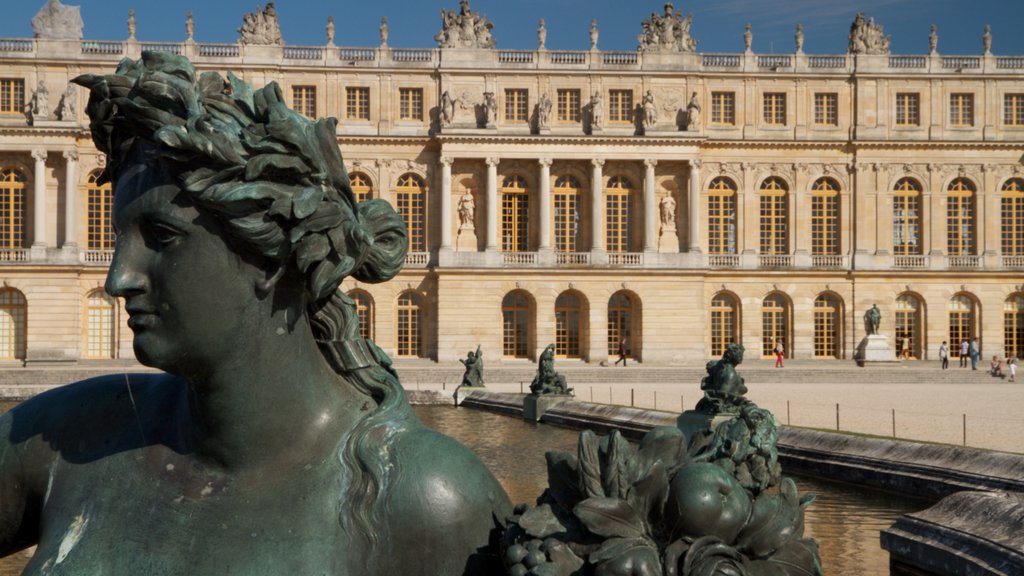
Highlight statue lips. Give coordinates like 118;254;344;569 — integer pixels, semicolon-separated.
125;304;159;330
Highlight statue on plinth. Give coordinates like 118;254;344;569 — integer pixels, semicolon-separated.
326;16;335;46
744;23;753;52
537;18;546;50
529;344;571;395
929;24;938;54
185;11;194;42
795;23;804;53
459;345;484;388
589;91;603;131
127;9;136;41
380;16;389;47
589;19;598;50
865;303;881;336
659;195;676;230
458;189;475;229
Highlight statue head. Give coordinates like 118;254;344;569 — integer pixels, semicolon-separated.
722;343;744;366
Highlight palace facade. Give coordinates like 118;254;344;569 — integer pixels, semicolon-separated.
1;2;1023;366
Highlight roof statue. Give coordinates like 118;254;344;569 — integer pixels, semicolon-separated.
435;0;495;49
848;12;891;55
31;0;84;40
238;2;283;46
638;2;697;53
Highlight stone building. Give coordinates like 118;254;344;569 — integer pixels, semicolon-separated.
1;2;1023;366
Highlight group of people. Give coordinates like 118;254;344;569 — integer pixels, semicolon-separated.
938;339;1016;382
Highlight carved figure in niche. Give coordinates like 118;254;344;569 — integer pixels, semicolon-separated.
685;91;701;129
743;23;752;52
380;16;389;47
440;90;456;127
483;91;497;126
983;25;991;54
458;189;475;228
434;0;495;49
589;19;599;50
638;2;697;53
25;80;49;121
536;92;552;130
2;52;512;575
660;195;676;229
848;12;891;55
795;24;804;53
865;303;881;336
32;0;84;40
326;16;335;46
589;91;603;130
127;9;136;40
185;11;195;42
537;18;546;50
57;83;75;121
459;345;484;388
238;3;283;46
929;24;937;53
642;90;657;127
530;344;571;395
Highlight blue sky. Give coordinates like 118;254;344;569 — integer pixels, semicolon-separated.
3;0;1021;55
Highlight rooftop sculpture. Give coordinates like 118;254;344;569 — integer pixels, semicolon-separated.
638;2;697;53
848;12;891;55
31;0;83;40
239;2;283;46
435;0;495;49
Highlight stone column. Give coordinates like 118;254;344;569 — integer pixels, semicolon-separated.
538;158;552;251
591;159;605;252
63;150;78;248
439;156;453;251
689;159;702;252
485;157;499;251
643;159;657;252
32;149;47;247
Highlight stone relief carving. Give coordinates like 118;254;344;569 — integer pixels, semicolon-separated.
848;12;891;55
536;92;552;130
238;3;283;46
685;91;700;130
642;90;658;127
57;83;76;121
25;80;49;122
32;0;84;40
638;3;697;53
435;0;495;49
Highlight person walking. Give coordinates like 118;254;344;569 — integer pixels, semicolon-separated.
1008;355;1017;383
959;339;969;368
969;338;980;371
938;341;949;370
901;336;911;359
774;340;785;368
614;337;628;367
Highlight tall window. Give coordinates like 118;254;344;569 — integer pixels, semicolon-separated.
85;289;115;359
396;292;422;357
557;89;581;123
1005;295;1024;359
399;88;423;120
555;291;584;358
292;85;317;118
0;79;25;115
608;90;633;124
811;178;840;256
0;288;26;359
710;292;738;357
605;176;634;253
607;292;636;359
708;177;737;255
711;92;735;125
762;293;788;358
950;93;974;127
554;176;580;253
1002;179;1024;256
947;178;976;256
501;175;529;252
814;93;838;126
504;89;528;123
763;92;786;126
349;172;372;203
0;168;27;250
346;87;370;120
1005;94;1024;127
759;177;788;255
893;178;922;255
814;294;841;358
949;295;976;355
396;174;426;252
896;295;921;359
348;290;374;341
86;170;114;251
502;291;530;358
896;93;920;126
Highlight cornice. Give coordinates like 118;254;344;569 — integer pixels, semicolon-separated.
434;134;706;146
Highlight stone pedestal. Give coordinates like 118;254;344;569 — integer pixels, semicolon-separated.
659;225;679;252
675;410;736;439
857;334;898;365
456;226;477;251
454;385;487;406
523;394;572;422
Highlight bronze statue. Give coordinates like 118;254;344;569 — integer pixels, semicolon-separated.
695;343;749;415
865;303;881;336
459;345;484;388
0;52;509;574
529;343;571;395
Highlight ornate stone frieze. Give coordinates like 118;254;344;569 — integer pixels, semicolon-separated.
638;3;697;53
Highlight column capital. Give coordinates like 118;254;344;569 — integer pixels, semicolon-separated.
440;156;454;167
538;158;553;168
689;159;702;169
591;158;605;168
644;159;658;169
485;157;500;167
32;149;48;162
63;149;79;162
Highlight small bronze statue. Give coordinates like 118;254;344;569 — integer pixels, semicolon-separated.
529;343;572;395
695;342;749;415
459;345;484;388
865;303;881;336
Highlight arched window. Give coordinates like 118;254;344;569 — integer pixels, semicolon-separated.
1001;179;1024;256
0;168;27;251
1004;294;1024;359
607;291;638;359
85;289;115;359
811;178;840;256
502;290;530;358
947;178;976;256
348;290;374;341
350;172;372;203
948;294;977;356
710;292;739;357
762;293;788;358
895;294;922;359
893;178;922;255
707;177;737;255
605;176;635;253
553;175;580;253
396;174;426;252
814;293;842;358
396;291;422;357
86;169;114;252
759;177;788;255
501;175;529;252
555;290;585;358
0;288;26;360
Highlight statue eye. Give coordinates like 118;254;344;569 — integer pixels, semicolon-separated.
146;220;183;247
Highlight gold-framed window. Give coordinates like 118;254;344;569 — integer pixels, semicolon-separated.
814;93;838;126
893;178;922;255
1005;94;1024;126
396;173;426;252
896;93;920;127
346;86;370;120
711;92;735;125
607;291;635;358
814;294;840;359
85;289;115;359
501;175;529;252
1005;294;1024;359
950;93;974;127
605;175;634;253
349;172;372;203
708;177;737;255
348;290;374;341
555;291;584;358
948;295;976;355
504;89;528;123
556;89;581;123
86;170;114;251
811;177;839;256
399;88;423;121
396;291;422;357
896;294;920;359
1002;179;1024;256
710;292;738;357
0;168;26;250
0;79;25;115
762;92;786;126
0;288;26;360
947;177;976;256
291;85;317;118
553;176;580;253
608;89;633;124
762;293;788;358
502;290;530;358
759;177;788;255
